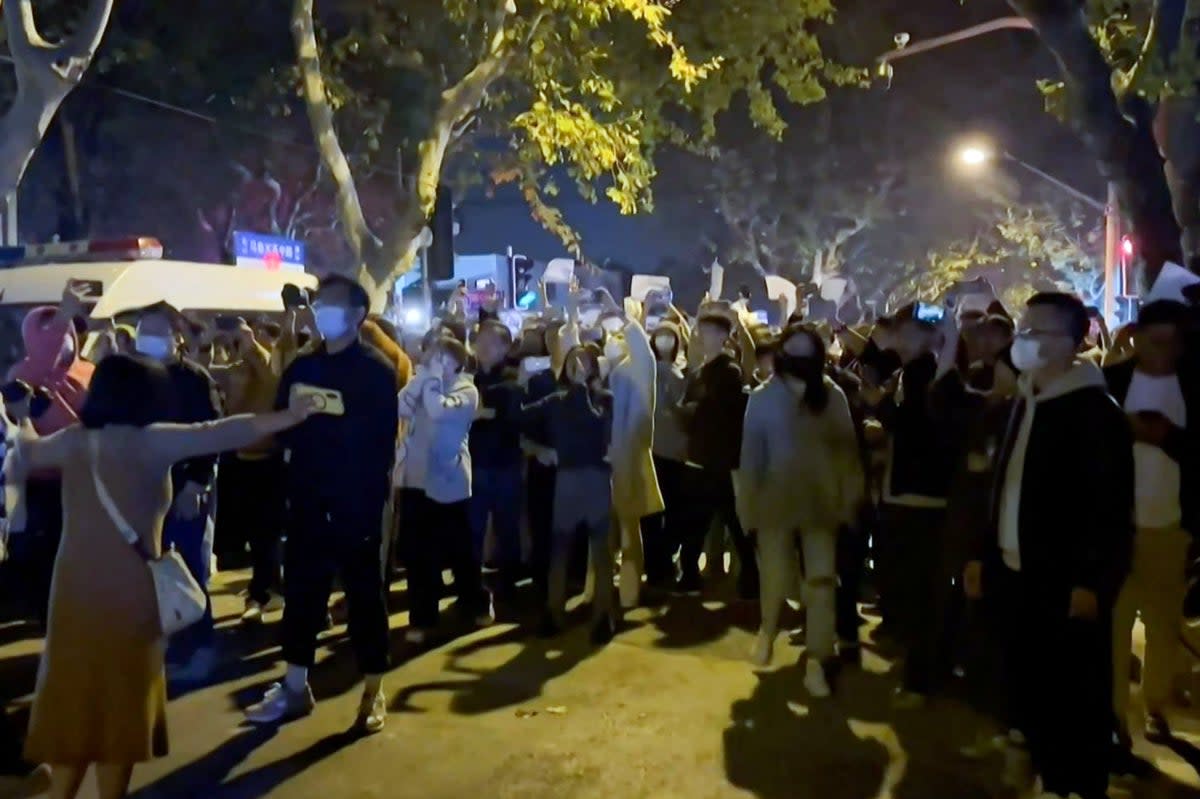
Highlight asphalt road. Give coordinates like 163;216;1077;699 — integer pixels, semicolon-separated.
2;570;1199;799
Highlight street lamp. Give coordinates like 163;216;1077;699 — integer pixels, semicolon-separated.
958;146;992;168
879;19;1126;323
952;141;1122;322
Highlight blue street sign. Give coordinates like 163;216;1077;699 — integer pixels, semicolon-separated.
232;231;305;271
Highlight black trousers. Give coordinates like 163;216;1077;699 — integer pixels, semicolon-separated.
402;490;488;629
215;456;284;605
1005;566;1113;799
15;478;62;626
682;468;758;594
526;459;556;603
281;506;390;674
963;558;1019;728
835;519;869;645
640;456;692;585
879;504;953;695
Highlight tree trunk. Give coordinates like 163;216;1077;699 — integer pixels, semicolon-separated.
0;0;114;199
291;0;517;312
291;0;377;265
1010;0;1183;285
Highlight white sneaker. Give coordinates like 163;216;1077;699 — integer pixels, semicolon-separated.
803;659;831;698
404;627;429;645
244;682;315;724
241;600;264;624
750;631;774;668
474;597;496;627
355;691;387;734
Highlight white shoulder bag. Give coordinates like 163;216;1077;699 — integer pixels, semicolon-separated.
89;434;206;637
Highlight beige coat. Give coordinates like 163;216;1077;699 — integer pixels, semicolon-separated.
556;317;663;520
607;319;664;519
736;376;864;534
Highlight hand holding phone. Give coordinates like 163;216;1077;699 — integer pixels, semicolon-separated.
915;302;945;323
290;384;345;416
282;283;309;310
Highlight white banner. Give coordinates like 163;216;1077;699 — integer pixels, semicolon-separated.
1145;261;1200;304
764;274;796;319
544;258;575;284
708;260;725;301
630;274;671;302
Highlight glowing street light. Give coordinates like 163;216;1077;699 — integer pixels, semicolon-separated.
958;146;993;168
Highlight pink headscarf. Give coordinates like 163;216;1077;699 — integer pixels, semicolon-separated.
6;307;94;434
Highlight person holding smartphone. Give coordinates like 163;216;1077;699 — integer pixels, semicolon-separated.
245;276;399;734
207;317;285;624
467;320;525;598
1102;300;1198;759
397;336;491;641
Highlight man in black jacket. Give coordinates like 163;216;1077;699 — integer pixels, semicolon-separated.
678;312;756;597
965;292;1133;799
469;320;525;597
865;312;960;704
132;302;223;682
1103;300;1198;748
246;276;398;734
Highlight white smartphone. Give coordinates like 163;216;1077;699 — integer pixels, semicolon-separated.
291;383;345;416
522;355;552;373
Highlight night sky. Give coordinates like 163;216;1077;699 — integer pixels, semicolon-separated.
456;0;1100;273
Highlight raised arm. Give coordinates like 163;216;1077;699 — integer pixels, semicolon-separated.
622;316;655;385
398;368;430;421
422;378;478;422
7;423;74;479
147;398;313;467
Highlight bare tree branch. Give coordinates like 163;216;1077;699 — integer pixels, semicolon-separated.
0;0;114;196
291;0;379;261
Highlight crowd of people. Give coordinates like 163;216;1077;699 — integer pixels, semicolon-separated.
0;270;1196;799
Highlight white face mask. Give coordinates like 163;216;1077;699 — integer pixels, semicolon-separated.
603;337;624;361
314;306;351;341
135;334;173;361
1009;336;1046;373
652;335;674;358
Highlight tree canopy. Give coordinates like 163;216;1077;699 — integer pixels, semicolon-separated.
289;0;863;304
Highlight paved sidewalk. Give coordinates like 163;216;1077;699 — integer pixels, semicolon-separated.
1;571;1198;799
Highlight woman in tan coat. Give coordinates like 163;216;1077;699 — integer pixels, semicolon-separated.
9;354;316;799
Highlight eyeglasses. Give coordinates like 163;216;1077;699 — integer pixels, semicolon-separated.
1016;328;1070;339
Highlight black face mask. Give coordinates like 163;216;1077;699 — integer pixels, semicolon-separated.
775;354;823;380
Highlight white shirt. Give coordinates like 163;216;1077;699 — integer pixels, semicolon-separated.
1125;371;1186;528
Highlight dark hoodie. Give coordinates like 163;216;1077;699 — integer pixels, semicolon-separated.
470;361;524;468
681;351;747;472
875;352;960;506
650;322;689;462
978;360;1134;606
